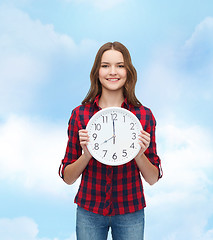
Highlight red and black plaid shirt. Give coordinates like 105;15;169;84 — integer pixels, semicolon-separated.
59;95;162;216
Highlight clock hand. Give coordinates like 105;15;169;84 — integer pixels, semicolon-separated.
101;135;116;145
113;119;116;144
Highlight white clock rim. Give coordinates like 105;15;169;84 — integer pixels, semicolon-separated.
86;107;143;166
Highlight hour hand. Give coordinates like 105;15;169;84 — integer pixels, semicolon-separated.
101;135;116;145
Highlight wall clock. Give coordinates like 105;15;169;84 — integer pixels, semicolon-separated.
86;107;143;166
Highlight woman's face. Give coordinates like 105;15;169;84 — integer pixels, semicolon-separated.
98;49;127;93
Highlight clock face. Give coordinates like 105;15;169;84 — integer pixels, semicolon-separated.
86;107;143;166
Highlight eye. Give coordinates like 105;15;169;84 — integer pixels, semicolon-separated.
101;64;109;68
118;65;125;68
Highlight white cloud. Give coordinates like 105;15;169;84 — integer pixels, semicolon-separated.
0;217;39;240
0;53;47;113
64;0;126;11
181;17;213;91
139;17;213;121
203;230;213;240
139;50;184;117
0;217;62;240
184;17;213;52
0;213;131;240
0;5;70;114
0;5;98;115
64;232;76;240
0;114;81;197
144;122;213;240
0;5;76;55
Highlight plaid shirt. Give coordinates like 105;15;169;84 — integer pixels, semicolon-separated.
59;95;162;216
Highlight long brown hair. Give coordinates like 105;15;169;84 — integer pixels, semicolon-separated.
82;41;142;107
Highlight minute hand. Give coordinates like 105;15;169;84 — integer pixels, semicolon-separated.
113;119;116;144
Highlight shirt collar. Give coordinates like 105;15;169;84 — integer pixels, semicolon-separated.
93;95;101;110
121;97;130;110
93;95;130;110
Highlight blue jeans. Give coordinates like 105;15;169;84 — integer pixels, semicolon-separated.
76;206;145;240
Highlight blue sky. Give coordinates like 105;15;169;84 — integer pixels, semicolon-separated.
0;0;213;239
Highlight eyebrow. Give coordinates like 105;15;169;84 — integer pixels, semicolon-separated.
101;62;125;64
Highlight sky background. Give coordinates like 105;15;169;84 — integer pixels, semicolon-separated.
0;0;213;239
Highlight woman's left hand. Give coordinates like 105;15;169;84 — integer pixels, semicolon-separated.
135;130;150;159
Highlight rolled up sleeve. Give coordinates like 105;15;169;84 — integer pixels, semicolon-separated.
144;111;163;179
58;109;82;180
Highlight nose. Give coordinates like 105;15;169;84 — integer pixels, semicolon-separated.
109;65;117;75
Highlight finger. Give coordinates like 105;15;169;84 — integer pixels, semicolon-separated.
80;139;90;148
139;136;150;147
79;133;89;138
139;134;150;143
139;134;150;142
79;130;88;134
80;138;89;143
141;129;150;136
79;134;89;140
139;129;150;136
80;140;89;145
138;140;149;153
139;139;149;148
138;142;147;153
79;129;88;134
79;131;89;138
140;129;150;137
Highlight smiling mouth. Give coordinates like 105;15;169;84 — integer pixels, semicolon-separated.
106;78;120;82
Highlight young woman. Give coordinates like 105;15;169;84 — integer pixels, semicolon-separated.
59;42;162;240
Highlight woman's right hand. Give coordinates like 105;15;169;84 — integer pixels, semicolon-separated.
64;129;92;185
79;129;92;159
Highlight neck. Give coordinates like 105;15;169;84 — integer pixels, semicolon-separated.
99;90;125;109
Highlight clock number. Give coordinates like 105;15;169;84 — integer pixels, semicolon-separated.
132;132;136;140
92;133;97;141
94;143;99;150
130;123;135;130
94;123;101;131
102;115;108;123
112;153;117;160
103;150;107;157
130;143;135;149
123;115;126;123
122;149;127;157
111;113;117;121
